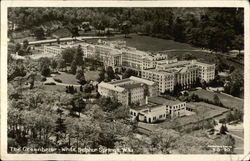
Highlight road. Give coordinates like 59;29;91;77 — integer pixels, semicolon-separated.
160;49;237;58
21;36;107;45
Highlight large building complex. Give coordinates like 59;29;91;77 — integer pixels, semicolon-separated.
142;59;215;93
98;76;158;106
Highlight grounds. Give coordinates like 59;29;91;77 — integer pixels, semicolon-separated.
188;89;244;110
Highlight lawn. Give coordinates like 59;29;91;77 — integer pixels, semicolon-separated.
53;72;80;85
51;28;72;38
87;33;197;52
52;71;100;84
85;70;100;81
188;89;244;110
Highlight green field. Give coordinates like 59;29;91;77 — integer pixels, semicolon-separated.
53;72;80;85
85;70;100;81
188;89;244;110
107;34;197;51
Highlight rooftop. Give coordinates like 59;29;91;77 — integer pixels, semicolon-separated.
148;97;184;106
98;81;125;92
131;101;163;111
129;76;155;86
120;83;143;89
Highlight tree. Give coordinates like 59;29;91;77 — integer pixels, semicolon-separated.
51;59;58;72
61;48;75;64
23;39;29;50
98;69;106;82
220;124;228;135
71;94;86;117
39;57;51;77
74;45;84;66
106;66;115;81
57;59;66;71
75;69;86;85
71;60;77;75
33;27;45;40
229;65;235;73
121;20;132;38
232;35;244;54
122;69;137;79
14;43;21;53
55;108;66;145
213;94;221;105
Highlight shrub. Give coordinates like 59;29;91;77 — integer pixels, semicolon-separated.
54;78;62;83
44;82;56;85
41;77;47;82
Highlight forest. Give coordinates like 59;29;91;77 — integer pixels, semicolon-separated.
8;7;244;53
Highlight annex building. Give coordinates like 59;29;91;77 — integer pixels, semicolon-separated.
98;76;158;106
130;96;195;123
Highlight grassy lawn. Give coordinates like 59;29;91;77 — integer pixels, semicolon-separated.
108;34;197;51
188;89;244;110
51;28;72;38
87;33;197;52
53;72;80;85
85;70;100;81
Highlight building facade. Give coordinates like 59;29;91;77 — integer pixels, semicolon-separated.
43;45;62;56
142;59;215;93
130;97;195;123
98;76;157;106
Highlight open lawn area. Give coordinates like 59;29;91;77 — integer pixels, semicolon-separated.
51;28;72;38
52;72;80;85
188;89;244;110
85;70;100;81
87;33;197;52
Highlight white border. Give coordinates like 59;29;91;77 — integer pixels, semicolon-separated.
1;1;250;160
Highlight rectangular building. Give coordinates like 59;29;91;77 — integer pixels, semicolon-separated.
98;76;157;106
142;59;214;93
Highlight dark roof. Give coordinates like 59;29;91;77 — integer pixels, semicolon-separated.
120;83;144;90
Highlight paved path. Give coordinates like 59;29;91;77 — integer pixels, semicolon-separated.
44;77;81;87
161;49;238;58
22;36;107;45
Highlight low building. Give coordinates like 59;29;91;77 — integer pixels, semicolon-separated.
130;103;167;123
44;45;62;56
130;97;195;123
98;76;157;106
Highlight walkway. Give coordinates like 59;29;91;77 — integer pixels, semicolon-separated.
44;77;81;87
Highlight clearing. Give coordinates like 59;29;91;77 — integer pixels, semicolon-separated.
188;89;244;110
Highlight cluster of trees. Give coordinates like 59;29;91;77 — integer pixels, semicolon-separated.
60;45;84;75
98;66;120;82
65;85;77;94
96;96;121;112
187;93;225;108
14;39;31;56
9;8;243;53
224;71;243;97
225;109;243;123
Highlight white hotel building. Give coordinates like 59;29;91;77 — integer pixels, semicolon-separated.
142;59;215;93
